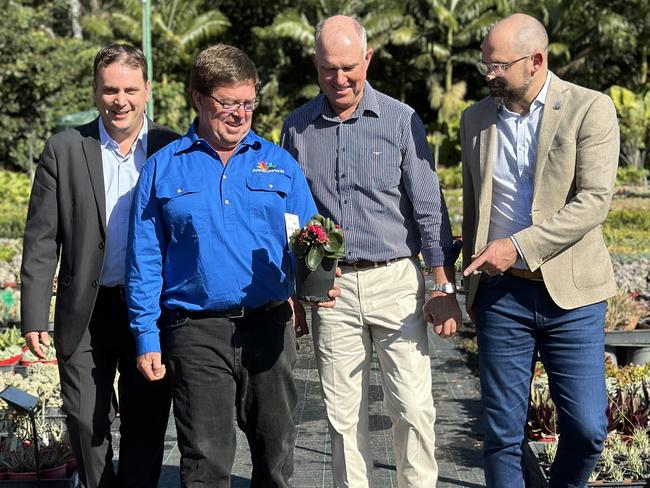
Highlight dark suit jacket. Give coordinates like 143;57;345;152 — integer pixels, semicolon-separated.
20;118;179;356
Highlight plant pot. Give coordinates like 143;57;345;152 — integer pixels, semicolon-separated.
626;346;650;365
65;458;77;477
41;464;67;479
0;352;22;372
6;471;38;480
19;358;58;367
295;257;337;303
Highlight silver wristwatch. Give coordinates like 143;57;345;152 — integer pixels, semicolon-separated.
427;282;457;294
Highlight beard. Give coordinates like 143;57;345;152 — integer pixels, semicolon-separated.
489;75;531;107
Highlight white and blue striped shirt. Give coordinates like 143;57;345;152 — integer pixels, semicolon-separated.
490;73;551;268
281;82;455;267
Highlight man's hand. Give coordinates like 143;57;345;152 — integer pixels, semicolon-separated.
423;293;462;337
24;331;51;360
289;297;309;337
463;238;517;277
136;352;166;381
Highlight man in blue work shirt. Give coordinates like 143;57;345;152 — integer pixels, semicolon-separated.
125;44;319;487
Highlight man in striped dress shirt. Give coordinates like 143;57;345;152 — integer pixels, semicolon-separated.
281;15;462;488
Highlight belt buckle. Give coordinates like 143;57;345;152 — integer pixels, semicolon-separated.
227;306;245;319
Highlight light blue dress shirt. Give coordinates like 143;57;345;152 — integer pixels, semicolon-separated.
98;116;148;286
489;73;551;268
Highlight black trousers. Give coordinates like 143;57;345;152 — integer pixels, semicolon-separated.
162;302;297;487
57;286;172;488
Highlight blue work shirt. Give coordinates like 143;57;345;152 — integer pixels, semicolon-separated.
126;123;317;355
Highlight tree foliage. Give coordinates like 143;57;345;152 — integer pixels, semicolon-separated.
2;0;649;170
0;1;96;171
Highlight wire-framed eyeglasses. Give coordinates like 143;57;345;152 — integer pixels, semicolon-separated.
207;94;259;113
476;55;531;76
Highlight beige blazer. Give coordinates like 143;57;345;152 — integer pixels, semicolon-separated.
460;73;619;311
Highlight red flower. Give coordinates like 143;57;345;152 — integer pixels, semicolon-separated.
298;225;329;245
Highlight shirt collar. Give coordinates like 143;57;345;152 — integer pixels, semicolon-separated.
533;71;552;109
309;81;381;123
499;72;552;118
98;115;148;155
176;119;261;154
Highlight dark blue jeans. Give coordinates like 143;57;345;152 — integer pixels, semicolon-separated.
162;302;297;487
473;273;607;488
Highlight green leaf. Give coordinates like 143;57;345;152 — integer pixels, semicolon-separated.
306;246;324;271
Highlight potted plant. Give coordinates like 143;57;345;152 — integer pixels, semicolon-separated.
526;429;650;486
526;362;650;486
604;289;650;365
0;328;24;372
2;439;73;481
290;214;345;302
20;344;57;367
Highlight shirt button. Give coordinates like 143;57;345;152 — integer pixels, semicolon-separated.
223;174;227;179
99;242;105;249
341;173;346;178
177;188;183;193
224;199;230;205
92;280;98;287
268;184;274;189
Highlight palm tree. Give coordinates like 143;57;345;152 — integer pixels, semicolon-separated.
399;0;512;165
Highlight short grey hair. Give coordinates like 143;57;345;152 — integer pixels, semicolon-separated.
314;16;368;58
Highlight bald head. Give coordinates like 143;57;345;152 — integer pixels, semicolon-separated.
480;13;549;113
312;15;373;120
484;13;548;59
315;15;367;59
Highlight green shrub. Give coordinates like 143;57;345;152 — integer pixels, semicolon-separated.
616;165;648;187
437;165;462;189
606;209;650;229
0;171;30;238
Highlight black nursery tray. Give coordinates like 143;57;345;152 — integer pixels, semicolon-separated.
524;442;650;488
604;329;650;346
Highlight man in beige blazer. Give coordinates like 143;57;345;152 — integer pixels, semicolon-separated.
460;14;619;488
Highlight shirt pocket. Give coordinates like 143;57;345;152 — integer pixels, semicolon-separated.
246;172;292;233
156;180;207;237
358;141;401;190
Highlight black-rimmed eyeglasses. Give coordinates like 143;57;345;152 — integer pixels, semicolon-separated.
476;55;531;76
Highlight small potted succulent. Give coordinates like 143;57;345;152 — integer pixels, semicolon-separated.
20;343;57;367
0;328;25;371
290;214;345;302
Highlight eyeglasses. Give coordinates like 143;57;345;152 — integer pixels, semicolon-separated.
476;55;531;76
206;94;259;113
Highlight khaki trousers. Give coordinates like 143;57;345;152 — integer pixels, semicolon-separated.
312;257;437;487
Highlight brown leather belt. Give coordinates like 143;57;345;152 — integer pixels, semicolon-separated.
339;257;407;271
506;268;543;281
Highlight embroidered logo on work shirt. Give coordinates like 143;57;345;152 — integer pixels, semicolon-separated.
252;161;285;173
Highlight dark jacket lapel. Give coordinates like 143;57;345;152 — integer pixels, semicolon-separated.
79;119;107;234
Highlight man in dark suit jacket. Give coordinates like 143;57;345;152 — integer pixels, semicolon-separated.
21;44;178;488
